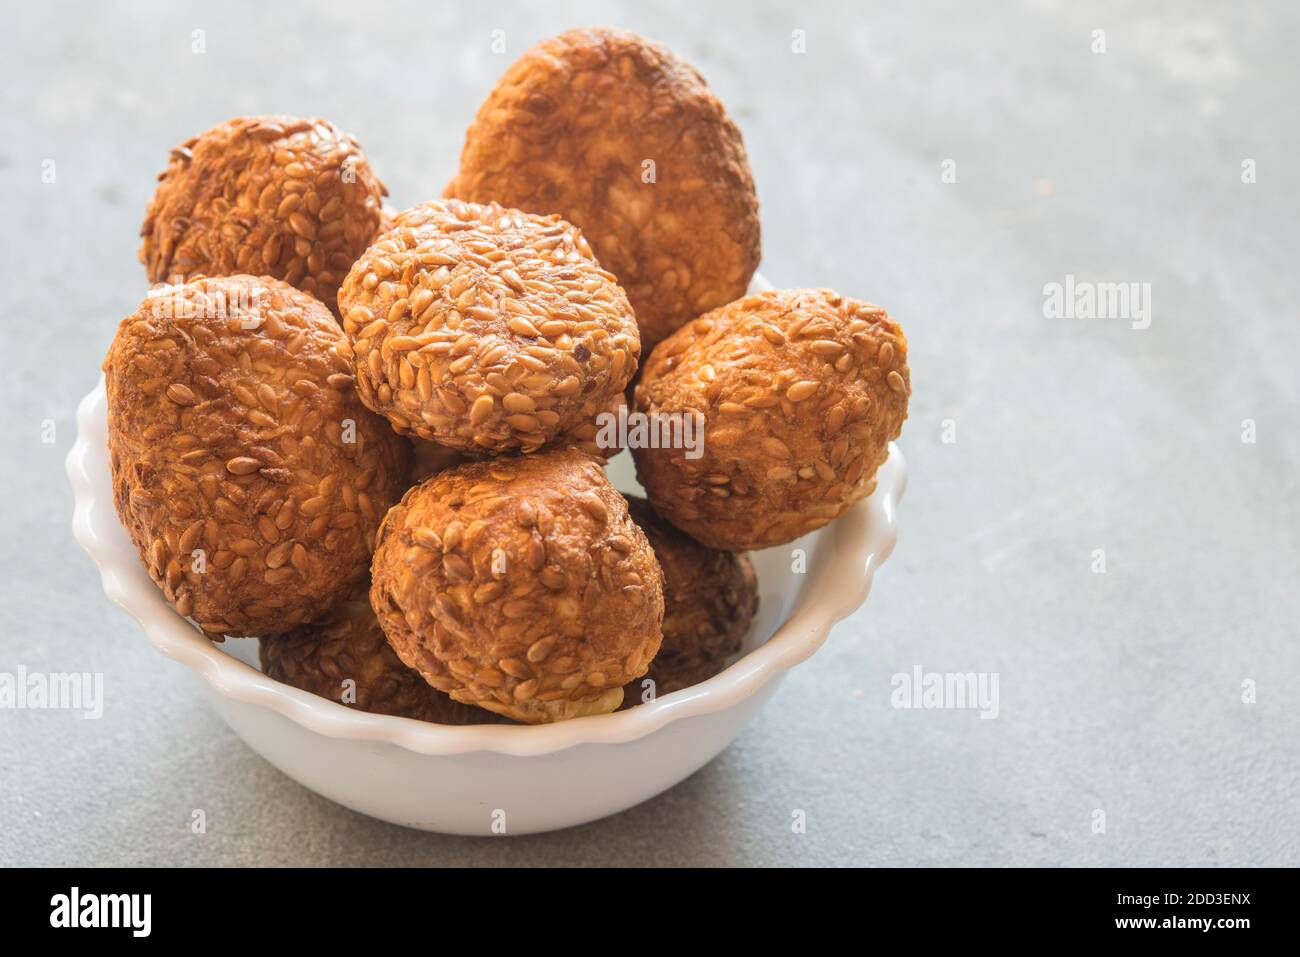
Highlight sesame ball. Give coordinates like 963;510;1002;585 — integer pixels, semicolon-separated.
446;28;760;350
370;447;664;723
103;275;411;637
259;595;507;724
140;115;388;312
338;199;640;454
632;289;910;551
620;497;758;707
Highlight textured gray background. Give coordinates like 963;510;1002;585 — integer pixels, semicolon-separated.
2;0;1297;867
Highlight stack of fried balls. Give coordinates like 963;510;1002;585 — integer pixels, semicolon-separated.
103;27;910;724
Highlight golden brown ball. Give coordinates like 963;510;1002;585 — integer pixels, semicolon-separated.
632;289;910;551
370;448;664;723
446;27;760;350
103;275;411;637
139;115;388;313
620;497;758;707
337;199;640;454
259;595;506;724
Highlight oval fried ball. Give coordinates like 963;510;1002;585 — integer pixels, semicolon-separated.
446;27;760;350
139;115;388;313
632;289;910;551
259;595;507;724
620;497;758;708
103;275;411;637
337;199;640;454
370;447;664;723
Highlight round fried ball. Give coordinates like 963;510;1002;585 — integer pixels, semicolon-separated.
140;115;388;312
619;497;758;707
632;289;910;551
370;447;664;723
103;275;411;637
337;199;640;454
446;27;761;350
259;595;506;724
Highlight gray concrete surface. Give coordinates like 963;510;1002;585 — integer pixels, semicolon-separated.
2;0;1297;866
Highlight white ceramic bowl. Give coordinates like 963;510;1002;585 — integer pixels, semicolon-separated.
69;353;906;836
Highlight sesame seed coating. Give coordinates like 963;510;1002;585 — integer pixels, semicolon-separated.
619;496;758;707
632;288;910;551
370;447;664;723
259;595;509;724
446;27;760;350
103;275;411;638
337;198;640;455
140;115;388;314
406;388;626;483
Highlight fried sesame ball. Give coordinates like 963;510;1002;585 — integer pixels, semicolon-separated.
103;275;411;638
140;116;388;313
337;199;640;455
632;289;910;551
446;27;761;350
259;594;507;724
370;447;664;723
619;497;758;707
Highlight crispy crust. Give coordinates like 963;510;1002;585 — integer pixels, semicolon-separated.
447;27;760;349
259;596;508;724
337;199;640;454
370;447;664;723
103;275;411;637
407;388;626;481
559;389;627;461
619;497;758;707
632;289;910;550
139;115;388;314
